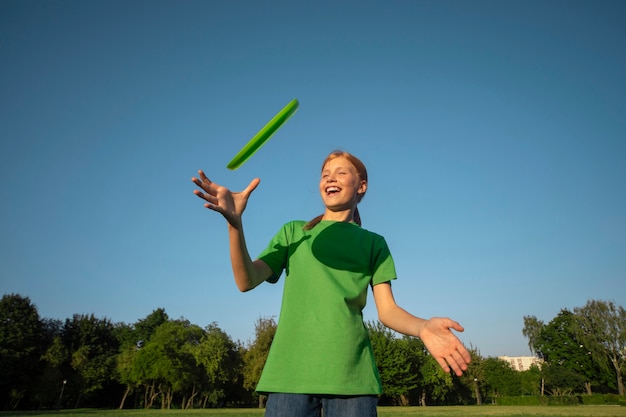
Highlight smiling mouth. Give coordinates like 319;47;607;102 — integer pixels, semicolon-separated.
325;186;341;196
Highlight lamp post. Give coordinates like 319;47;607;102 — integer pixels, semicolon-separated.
56;379;67;410
474;378;482;405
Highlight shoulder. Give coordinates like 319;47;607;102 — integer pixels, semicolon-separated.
270;220;308;238
280;220;308;232
285;220;308;227
357;225;387;242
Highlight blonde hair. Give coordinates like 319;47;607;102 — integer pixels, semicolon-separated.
303;150;368;230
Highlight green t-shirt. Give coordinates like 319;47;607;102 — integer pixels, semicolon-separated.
255;220;397;395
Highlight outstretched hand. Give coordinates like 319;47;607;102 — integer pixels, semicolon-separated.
420;317;471;376
191;170;260;228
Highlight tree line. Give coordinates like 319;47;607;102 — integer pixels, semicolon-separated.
1;293;624;411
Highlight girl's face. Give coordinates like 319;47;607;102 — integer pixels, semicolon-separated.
319;156;367;213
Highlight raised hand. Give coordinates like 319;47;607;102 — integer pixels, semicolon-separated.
191;170;260;228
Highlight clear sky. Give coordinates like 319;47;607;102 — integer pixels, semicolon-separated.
1;0;624;358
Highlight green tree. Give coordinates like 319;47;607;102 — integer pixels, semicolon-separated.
133;319;204;409
116;343;138;409
520;364;542;396
522;315;546;394
62;314;120;408
573;299;626;395
0;294;45;410
542;361;585;395
242;317;276;408
526;309;606;395
407;336;454;406
460;346;485;405
522;315;544;356
33;334;68;409
483;357;521;398
134;308;168;348
115;310;169;409
191;322;242;408
367;321;418;405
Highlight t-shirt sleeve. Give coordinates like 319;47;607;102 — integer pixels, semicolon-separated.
257;223;291;284
371;235;397;286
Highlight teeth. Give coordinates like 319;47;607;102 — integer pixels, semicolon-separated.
326;186;340;193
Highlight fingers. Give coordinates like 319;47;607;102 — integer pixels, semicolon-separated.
435;357;451;374
448;319;465;333
191;170;212;190
198;169;209;181
436;347;470;376
242;178;261;197
425;318;471;376
437;317;464;333
191;172;220;209
448;348;470;376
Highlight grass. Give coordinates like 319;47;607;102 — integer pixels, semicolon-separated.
1;406;626;417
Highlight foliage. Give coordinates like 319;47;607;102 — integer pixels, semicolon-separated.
523;304;624;396
0;294;45;410
132;319;204;409
368;321;418;405
581;393;626;405
483;357;521;397
573;300;626;395
191;323;243;407
519;364;542;396
2;293;625;410
241;317;276;407
368;322;459;406
62;314;121;408
495;395;582;406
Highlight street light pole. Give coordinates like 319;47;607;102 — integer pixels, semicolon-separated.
56;379;67;410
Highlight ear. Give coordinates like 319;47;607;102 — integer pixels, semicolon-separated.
358;180;367;195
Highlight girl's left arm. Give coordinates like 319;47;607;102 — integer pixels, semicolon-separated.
372;282;471;376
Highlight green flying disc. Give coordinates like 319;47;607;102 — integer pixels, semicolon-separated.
227;98;299;170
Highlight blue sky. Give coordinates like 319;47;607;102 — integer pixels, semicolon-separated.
1;0;624;358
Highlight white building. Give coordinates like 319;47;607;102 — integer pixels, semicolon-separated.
498;356;543;371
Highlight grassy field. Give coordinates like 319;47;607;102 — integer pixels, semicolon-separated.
1;406;626;417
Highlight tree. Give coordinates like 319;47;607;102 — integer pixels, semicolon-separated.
573;299;626;395
542;361;585;395
62;314;120;408
525;309;605;395
132;319;204;409
134;308;168;348
519;364;542;396
242;317;276;408
522;315;546;395
0;294;45;410
116;343;138;409
522;315;544;356
407;336;455;406
191;323;242;408
115;309;169;409
483;358;521;398
367;321;418;405
460;346;485;405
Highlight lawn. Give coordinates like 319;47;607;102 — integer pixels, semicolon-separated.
2;406;626;417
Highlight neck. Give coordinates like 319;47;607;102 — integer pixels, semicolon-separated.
322;208;354;223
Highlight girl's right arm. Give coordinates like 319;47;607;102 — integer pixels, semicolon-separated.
227;223;273;291
192;170;273;292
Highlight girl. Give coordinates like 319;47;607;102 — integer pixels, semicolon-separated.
192;150;470;417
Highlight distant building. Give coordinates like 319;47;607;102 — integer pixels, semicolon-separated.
498;356;543;371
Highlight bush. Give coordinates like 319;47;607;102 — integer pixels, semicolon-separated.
495;395;582;406
580;394;625;405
